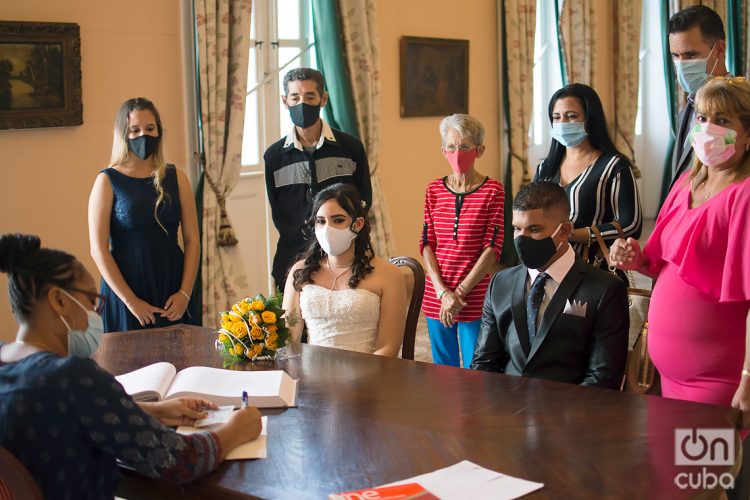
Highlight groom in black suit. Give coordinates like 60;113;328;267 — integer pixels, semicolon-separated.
471;182;628;389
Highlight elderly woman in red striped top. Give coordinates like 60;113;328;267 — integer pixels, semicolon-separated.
420;114;505;367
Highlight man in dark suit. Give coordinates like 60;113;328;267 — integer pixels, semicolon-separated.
471;182;628;389
668;6;728;190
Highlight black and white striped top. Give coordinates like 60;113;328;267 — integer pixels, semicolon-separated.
534;152;642;264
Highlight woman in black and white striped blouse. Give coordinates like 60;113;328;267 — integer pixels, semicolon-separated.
534;83;642;269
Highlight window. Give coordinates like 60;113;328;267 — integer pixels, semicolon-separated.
528;0;564;167
241;0;316;170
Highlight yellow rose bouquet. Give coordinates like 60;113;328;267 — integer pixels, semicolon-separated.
215;293;290;364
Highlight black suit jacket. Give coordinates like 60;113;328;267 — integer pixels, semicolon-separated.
470;258;628;389
669;100;695;191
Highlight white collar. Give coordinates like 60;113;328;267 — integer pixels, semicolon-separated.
283;119;336;152
528;244;575;285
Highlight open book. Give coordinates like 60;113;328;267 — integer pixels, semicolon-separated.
115;362;298;408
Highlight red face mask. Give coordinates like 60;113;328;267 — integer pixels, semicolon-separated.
444;149;478;174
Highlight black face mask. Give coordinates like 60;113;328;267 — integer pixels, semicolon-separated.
514;223;563;270
128;135;160;160
288;102;321;129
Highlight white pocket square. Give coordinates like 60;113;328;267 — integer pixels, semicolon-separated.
563;299;587;317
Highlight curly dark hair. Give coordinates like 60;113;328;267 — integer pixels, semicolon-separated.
292;184;374;291
0;233;84;321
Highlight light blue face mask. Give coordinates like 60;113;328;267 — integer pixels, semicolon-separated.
551;122;588;148
59;289;104;357
674;44;717;94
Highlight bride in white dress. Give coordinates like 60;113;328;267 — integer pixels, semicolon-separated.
282;184;407;356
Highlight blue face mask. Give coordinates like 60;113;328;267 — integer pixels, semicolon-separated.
59;289;104;357
674;45;717;94
551;122;587;148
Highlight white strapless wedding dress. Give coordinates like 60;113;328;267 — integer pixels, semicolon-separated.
299;284;381;353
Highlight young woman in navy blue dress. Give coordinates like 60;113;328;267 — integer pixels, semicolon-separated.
88;98;200;332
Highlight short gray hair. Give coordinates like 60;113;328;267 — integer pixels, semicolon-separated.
283;68;326;97
439;114;485;146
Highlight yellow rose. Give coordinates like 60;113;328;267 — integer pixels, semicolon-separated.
251;300;265;311
249;313;261;325
231;322;248;338
261;311;277;324
232;303;243;314
234;343;244;355
218;333;229;342
221;320;232;331
250;326;264;340
238;300;252;313
266;336;278;350
267;325;278;335
221;312;232;323
251;344;264;357
266;331;278;342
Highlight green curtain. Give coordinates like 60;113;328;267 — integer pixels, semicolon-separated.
659;1;678;206
554;0;568;86
727;0;743;77
311;0;360;138
500;0;518;267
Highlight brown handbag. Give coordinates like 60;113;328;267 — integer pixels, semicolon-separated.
584;222;660;395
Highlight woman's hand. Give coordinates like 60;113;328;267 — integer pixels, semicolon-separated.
732;379;750;429
140;398;218;427
126;297;166;326
213;406;263;459
163;291;189;321
439;291;466;327
609;237;646;271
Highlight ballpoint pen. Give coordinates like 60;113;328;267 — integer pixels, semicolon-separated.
242;390;248;409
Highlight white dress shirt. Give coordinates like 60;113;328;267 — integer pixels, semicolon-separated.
527;244;576;325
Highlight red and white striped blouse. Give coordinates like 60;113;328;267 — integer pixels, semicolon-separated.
419;177;505;321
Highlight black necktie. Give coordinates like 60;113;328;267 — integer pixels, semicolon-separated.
527;273;549;340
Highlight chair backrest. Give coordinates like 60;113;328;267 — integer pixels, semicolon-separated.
388;256;425;360
0;447;43;500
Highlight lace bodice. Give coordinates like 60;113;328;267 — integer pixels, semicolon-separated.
299;284;381;354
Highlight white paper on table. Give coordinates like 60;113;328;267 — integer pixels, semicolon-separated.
177;416;267;460
385;460;544;500
194;405;235;427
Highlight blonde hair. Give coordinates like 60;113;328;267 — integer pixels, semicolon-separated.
109;97;169;232
689;76;750;189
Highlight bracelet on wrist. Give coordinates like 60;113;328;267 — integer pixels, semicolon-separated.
437;288;448;300
742;369;750;378
178;289;191;301
456;284;467;295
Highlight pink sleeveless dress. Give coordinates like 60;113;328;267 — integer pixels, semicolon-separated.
644;174;750;406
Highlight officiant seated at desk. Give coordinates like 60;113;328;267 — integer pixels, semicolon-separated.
471;181;629;389
0;233;263;499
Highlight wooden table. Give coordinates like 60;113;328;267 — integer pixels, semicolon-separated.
94;325;741;499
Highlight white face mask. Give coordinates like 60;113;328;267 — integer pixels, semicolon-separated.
315;225;357;256
58;289;104;357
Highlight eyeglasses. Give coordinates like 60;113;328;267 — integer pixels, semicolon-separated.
443;144;477;153
67;288;107;314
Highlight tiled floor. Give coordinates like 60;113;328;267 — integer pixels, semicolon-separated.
412;219;657;364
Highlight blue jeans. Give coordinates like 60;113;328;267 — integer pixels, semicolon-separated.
426;318;481;368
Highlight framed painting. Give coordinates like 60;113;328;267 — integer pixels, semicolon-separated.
400;36;469;118
0;21;82;130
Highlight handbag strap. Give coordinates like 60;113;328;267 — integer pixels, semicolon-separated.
590;224;651;297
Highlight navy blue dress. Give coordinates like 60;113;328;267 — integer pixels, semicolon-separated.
100;165;199;332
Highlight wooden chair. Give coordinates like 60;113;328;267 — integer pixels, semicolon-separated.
0;447;43;500
388;256;425;360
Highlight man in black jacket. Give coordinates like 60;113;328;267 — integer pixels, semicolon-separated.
264;68;371;289
667;5;728;190
471;182;628;389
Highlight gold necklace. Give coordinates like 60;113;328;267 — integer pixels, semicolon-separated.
327;259;351;290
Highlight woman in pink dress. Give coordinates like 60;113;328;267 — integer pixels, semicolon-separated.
611;76;750;424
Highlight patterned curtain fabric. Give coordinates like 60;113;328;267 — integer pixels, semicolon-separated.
337;0;396;258
195;0;252;325
613;0;643;178
502;0;537;194
560;0;596;86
